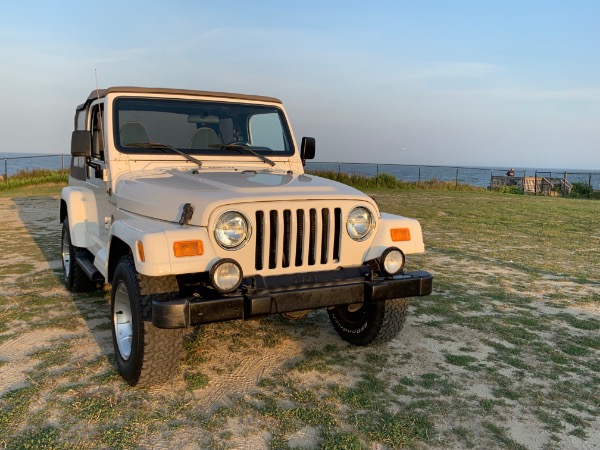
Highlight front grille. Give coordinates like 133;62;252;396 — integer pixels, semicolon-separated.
255;207;342;270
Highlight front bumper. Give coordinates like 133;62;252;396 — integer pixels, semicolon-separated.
152;267;433;329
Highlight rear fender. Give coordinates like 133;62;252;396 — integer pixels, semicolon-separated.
60;187;89;248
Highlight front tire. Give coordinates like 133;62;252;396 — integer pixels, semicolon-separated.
111;255;183;387
328;298;409;346
61;218;95;293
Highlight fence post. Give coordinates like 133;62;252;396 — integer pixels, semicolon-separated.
455;168;459;189
489;170;493;190
337;163;341;181
417;166;421;188
376;164;379;187
534;171;537;195
61;154;64;172
563;171;567;197
589;173;592;199
4;160;7;182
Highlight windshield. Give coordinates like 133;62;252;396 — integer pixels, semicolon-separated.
113;97;294;156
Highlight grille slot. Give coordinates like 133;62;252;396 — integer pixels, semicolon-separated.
255;211;264;270
295;210;304;266
268;210;278;269
333;208;341;261
255;207;340;271
308;208;317;266
320;208;329;264
283;210;291;268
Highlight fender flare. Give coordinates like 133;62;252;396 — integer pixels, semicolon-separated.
60;187;89;248
109;218;219;277
109;220;173;277
364;213;425;260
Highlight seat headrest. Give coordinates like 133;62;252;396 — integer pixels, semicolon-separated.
189;127;220;149
120;122;149;146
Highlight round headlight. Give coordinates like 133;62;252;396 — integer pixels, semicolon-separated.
346;207;375;241
210;259;243;293
214;211;250;249
381;247;405;276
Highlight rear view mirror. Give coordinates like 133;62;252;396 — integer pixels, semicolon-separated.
71;130;92;157
187;115;220;124
300;137;315;164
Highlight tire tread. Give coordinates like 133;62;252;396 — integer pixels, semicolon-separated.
370;298;409;345
328;298;409;346
113;256;183;387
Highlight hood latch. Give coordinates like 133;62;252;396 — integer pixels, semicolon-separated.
179;203;195;226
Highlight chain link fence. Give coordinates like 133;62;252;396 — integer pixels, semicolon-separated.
2;155;599;199
1;154;68;181
306;162;600;199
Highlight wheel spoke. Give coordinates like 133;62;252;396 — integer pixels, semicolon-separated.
62;229;71;278
114;283;133;360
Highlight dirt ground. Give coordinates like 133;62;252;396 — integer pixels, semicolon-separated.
0;192;599;449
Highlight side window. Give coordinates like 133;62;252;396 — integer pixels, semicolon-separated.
248;113;285;150
91;105;105;161
75;110;86;131
69;155;86;181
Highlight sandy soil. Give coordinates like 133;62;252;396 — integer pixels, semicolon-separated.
0;194;599;449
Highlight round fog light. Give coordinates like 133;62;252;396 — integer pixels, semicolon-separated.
381;247;405;276
210;259;243;293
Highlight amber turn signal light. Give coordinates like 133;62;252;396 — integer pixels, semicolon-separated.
390;228;411;242
137;241;145;262
173;240;203;257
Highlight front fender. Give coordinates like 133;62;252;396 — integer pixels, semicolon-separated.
110;219;220;277
60;187;89;248
364;213;425;261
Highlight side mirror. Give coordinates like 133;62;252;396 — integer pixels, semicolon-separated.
71;130;92;157
300;137;315;164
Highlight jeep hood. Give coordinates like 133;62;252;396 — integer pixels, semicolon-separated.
115;169;376;226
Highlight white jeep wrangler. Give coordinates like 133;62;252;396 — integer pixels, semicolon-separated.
60;86;433;387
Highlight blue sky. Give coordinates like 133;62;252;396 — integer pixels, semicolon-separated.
1;0;598;169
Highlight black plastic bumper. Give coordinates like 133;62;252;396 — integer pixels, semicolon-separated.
152;267;433;329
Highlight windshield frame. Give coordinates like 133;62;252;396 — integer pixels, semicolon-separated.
111;96;295;157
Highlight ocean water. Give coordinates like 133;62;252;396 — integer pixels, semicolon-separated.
1;152;599;190
0;152;68;176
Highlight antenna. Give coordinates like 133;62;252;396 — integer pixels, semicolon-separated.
94;69;101;101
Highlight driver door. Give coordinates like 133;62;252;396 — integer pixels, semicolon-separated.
85;103;112;254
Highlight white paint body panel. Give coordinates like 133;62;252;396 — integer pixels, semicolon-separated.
61;186;89;247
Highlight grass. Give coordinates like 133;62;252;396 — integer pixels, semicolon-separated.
0;169;68;191
0;183;66;199
374;189;600;281
444;353;479;367
183;372;210;390
0;184;599;449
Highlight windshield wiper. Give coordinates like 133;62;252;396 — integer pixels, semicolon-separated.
209;143;276;167
124;142;203;168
